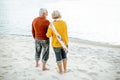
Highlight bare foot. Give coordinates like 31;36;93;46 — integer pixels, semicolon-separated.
42;68;49;71
35;64;40;67
59;72;63;74
57;71;63;74
64;70;67;73
64;69;70;73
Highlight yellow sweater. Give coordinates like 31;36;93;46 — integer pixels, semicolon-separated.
46;20;68;47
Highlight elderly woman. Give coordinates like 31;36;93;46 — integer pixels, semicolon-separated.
46;10;68;74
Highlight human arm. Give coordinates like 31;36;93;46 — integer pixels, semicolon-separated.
46;24;53;38
32;23;35;38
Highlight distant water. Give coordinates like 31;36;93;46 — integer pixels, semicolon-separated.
0;0;120;45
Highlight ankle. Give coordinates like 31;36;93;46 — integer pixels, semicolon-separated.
42;67;49;71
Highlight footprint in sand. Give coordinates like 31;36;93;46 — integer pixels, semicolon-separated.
23;57;31;61
1;54;8;57
117;71;120;75
87;72;98;76
116;71;120;80
52;76;59;80
1;65;12;69
13;58;18;60
51;75;59;80
0;75;4;78
1;72;8;75
81;77;90;80
108;50;114;53
63;68;72;73
1;65;12;68
87;72;98;80
116;78;120;80
77;69;87;73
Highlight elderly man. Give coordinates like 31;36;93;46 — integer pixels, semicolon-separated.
32;8;50;70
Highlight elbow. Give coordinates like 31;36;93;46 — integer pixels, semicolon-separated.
46;33;51;38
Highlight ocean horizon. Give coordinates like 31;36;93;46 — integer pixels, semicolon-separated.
0;0;120;45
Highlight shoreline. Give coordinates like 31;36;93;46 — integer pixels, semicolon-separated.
0;34;120;48
69;37;120;48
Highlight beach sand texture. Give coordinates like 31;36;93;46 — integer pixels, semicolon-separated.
0;35;120;80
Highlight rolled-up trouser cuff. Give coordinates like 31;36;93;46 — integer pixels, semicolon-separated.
56;58;67;64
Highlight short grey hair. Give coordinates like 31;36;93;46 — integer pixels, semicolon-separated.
39;8;48;16
52;10;61;19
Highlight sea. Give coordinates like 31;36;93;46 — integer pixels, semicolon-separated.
0;0;120;45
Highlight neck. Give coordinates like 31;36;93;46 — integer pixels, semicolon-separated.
40;14;46;18
40;16;46;18
54;18;61;22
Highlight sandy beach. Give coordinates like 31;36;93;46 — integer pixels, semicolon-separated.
0;35;120;80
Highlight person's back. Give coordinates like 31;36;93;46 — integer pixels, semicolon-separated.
46;10;68;74
32;17;49;40
47;20;68;47
32;8;50;70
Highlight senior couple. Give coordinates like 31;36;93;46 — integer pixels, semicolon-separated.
32;8;68;74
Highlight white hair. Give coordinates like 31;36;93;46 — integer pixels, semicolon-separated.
52;10;61;19
39;8;48;16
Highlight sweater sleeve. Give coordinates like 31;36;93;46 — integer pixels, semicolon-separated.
46;27;53;38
